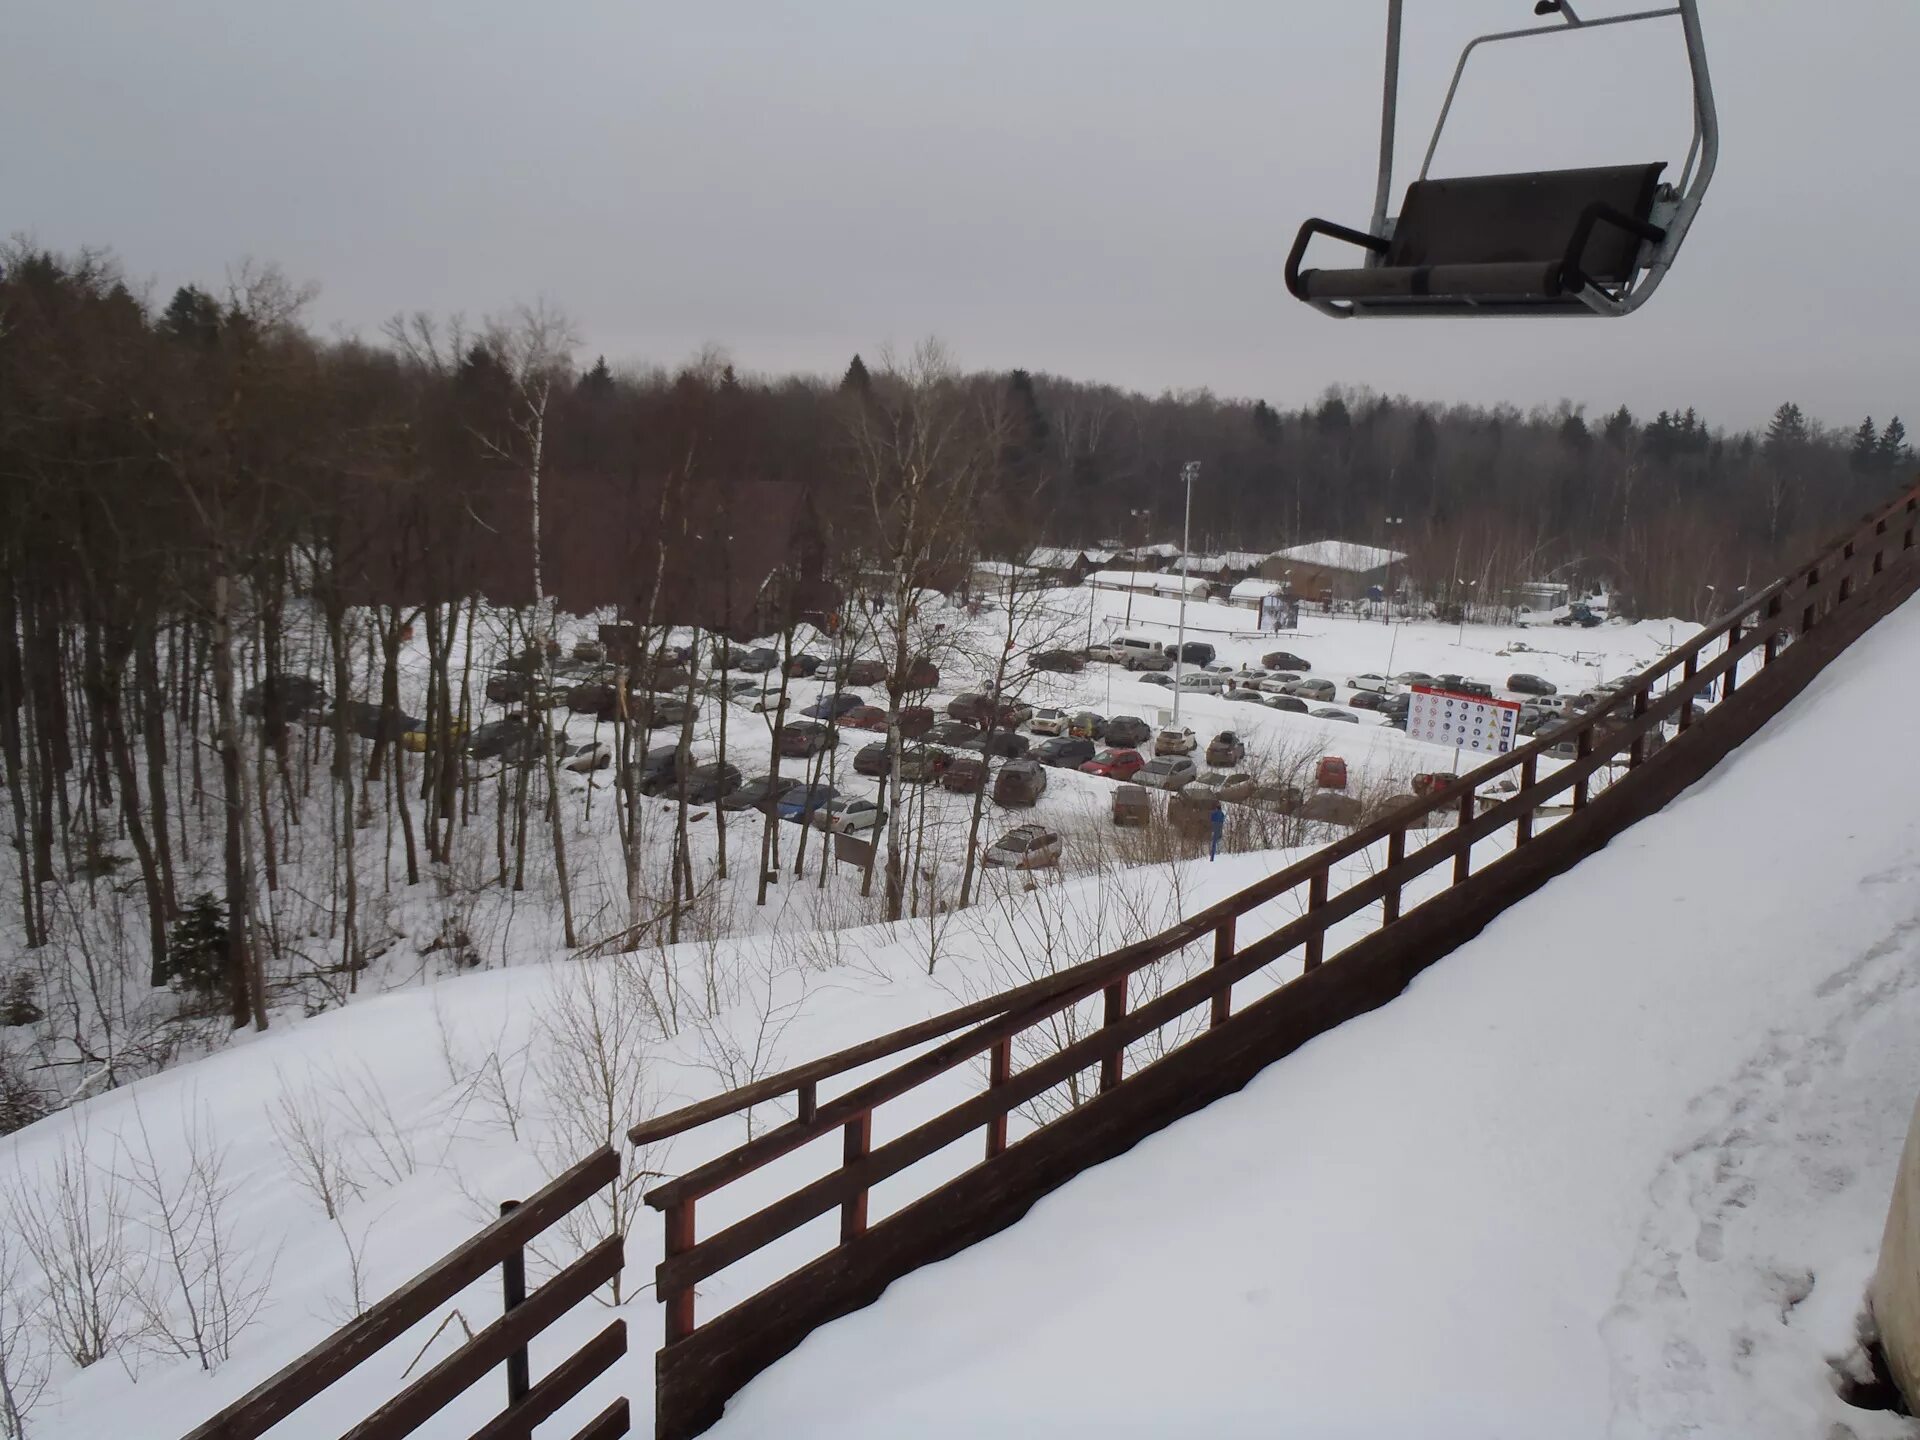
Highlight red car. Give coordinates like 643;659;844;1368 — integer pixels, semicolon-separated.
1079;747;1145;782
842;705;889;731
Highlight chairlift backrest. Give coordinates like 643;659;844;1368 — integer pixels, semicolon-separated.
1390;163;1664;280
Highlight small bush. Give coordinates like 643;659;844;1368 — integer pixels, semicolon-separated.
0;973;42;1028
163;894;228;1000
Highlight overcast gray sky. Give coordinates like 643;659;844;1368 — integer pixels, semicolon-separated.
8;1;1914;433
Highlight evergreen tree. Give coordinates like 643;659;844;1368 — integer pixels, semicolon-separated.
840;353;871;395
1250;399;1282;444
1764;401;1808;455
163;892;229;1001
159;283;221;345
1645;410;1676;458
1558;412;1591;451
1849;416;1879;472
577;354;614;394
1602;405;1635;449
1879;416;1911;472
1316;394;1351;434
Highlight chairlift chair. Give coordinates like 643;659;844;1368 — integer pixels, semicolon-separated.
1287;0;1717;318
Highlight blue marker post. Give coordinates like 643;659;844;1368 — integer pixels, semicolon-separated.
1209;803;1225;861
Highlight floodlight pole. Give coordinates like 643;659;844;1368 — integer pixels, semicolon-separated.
1173;462;1199;726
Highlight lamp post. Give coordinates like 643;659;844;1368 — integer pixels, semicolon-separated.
1173;462;1199;726
1382;515;1404;625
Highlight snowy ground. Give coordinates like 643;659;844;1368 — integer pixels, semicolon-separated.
702;593;1920;1440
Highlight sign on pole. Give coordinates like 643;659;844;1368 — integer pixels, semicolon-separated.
1405;685;1522;756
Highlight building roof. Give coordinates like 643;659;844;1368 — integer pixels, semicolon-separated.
1229;578;1286;600
1087;569;1212;597
1027;546;1088;570
1269;540;1407;574
1181;551;1271;574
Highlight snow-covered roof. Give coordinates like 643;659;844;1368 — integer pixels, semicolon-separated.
1229;578;1285;600
1181;551;1271;574
1087;569;1212;597
1027;546;1088;570
1269;540;1406;574
1128;542;1183;559
974;560;1039;579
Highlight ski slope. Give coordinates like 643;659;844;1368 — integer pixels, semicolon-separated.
710;598;1920;1437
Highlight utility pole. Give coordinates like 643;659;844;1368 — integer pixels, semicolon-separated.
1173;461;1199;726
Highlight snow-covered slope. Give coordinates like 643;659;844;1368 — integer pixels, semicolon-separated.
709;597;1920;1438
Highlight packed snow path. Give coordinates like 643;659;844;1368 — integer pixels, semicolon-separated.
711;600;1920;1437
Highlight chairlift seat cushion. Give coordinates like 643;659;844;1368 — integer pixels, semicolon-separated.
1298;162;1665;306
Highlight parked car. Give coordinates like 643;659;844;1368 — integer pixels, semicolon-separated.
1110;783;1153;827
485;672;530;705
1506;673;1557;696
1032;649;1085;674
1191;769;1254;803
709;643;752;670
1034;735;1097;768
941;754;987;793
735;646;781;674
1066;711;1106;740
570;638;606;665
566;680;617;718
561;740;612;774
1315;755;1348;789
777;721;832;757
1378;693;1412;719
948;692;1031;728
705;676;761;701
1104;715;1152;748
1264;694;1309;714
802;691;864;721
1109;636;1170;670
722;774;801;812
1250;782;1304;815
639;697;698;729
1080;747;1145;781
1347;690;1389;712
981;824;1063;870
1226;686;1269;705
929;719;983;748
993;759;1049;807
1555;602;1603;628
1172;640;1216;666
1312;706;1359;724
897;746;951;783
685;761;742;803
400;719;463;753
853;741;895;778
1345;673;1395;693
243;673;327;725
1205;731;1246;767
1029;706;1068;737
1395;671;1434;687
1154;727;1197;756
785;652;824;677
897;705;936;738
776;783;838;822
811;796;885;834
1531;694;1571;714
1137;755;1199;790
1455;680;1495;700
1411;771;1456;799
1177;673;1227;694
980;730;1031;759
842;705;889;732
1137;672;1174;688
634;744;685;796
903;657;940;691
1298;791;1363;826
840;658;889;687
1262;650;1310;671
1285;678;1334;701
465;715;530;759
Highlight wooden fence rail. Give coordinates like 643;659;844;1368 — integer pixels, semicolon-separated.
184;1146;626;1440
641;481;1920;1440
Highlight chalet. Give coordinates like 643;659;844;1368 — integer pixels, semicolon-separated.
1261;540;1407;601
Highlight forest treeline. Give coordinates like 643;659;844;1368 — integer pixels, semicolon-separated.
0;241;1911;1079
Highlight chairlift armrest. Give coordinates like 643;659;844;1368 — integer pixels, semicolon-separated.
1561;202;1667;295
1286;218;1392;300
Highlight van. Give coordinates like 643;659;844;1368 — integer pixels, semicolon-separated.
1108;637;1171;671
1176;672;1226;694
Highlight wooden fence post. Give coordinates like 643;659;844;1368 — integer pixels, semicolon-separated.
1100;977;1128;1092
986;1037;1011;1158
1628;686;1650;767
1383;827;1406;920
1724;618;1742;701
664;1199;696;1343
1304;870;1328;970
1453;790;1474;884
1515;760;1536;845
1572;727;1593;811
1678;652;1698;731
1210;917;1235;1029
840;1112;872;1241
499;1200;530;1407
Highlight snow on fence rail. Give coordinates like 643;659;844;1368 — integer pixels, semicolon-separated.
183;1147;626;1440
633;480;1920;1440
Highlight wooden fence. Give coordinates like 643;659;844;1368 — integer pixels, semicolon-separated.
184;1146;627;1440
634;481;1920;1440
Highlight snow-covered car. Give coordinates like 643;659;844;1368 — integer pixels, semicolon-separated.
1345;673;1395;694
1153;727;1196;756
1190;769;1254;803
981;824;1063;870
561;740;612;774
1104;715;1152;748
1136;755;1198;791
1029;706;1068;737
1204;731;1246;767
1312;707;1360;724
1137;672;1175;689
810;796;885;834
